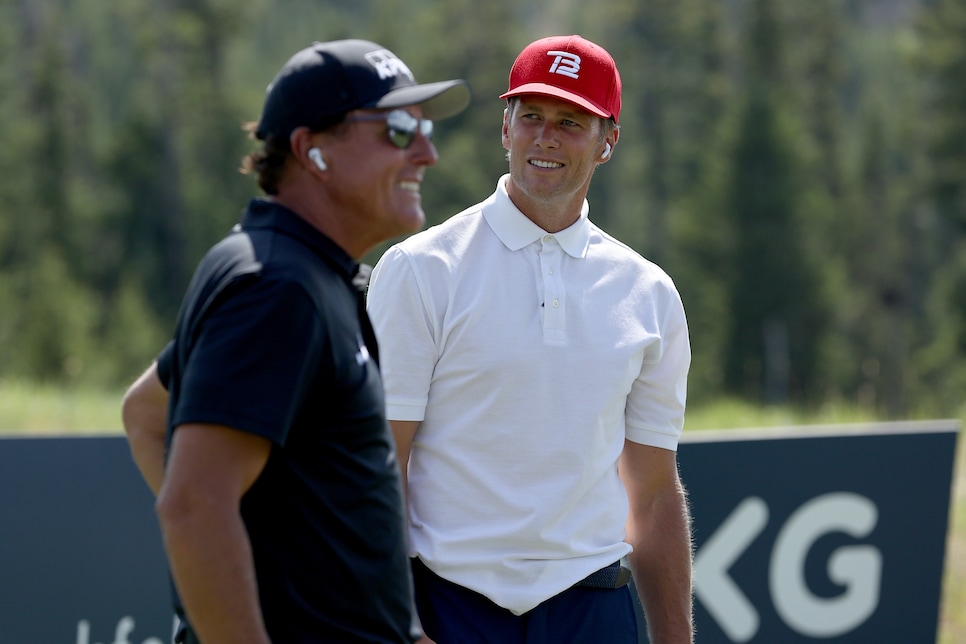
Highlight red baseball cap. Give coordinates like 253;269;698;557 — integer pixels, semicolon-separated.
500;35;622;124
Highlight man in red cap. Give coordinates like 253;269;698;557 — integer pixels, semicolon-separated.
368;35;693;643
122;39;469;643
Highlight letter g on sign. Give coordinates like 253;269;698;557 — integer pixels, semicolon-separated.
769;492;882;638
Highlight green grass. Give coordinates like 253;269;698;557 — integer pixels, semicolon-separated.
0;385;896;434
940;434;966;644
0;379;125;434
0;384;962;642
683;396;883;430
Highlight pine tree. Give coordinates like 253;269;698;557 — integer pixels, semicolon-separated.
910;0;966;412
720;0;829;403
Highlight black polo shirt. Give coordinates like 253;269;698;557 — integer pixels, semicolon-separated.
160;199;416;643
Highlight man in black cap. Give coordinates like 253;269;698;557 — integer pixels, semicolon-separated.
121;40;469;643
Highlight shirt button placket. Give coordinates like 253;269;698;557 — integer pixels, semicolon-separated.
539;235;565;339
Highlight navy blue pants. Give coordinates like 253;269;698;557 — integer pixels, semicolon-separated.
411;558;639;643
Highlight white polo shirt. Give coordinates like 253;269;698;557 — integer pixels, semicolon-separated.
367;175;690;615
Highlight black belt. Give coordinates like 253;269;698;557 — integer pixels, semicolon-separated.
575;561;632;589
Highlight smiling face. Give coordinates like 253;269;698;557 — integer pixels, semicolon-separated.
321;105;438;246
502;95;617;231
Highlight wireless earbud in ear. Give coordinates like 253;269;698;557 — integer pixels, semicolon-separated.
601;143;612;159
308;147;327;171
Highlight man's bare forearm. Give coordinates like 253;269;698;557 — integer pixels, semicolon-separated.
121;363;169;495
159;494;270;643
621;441;694;643
628;481;694;643
157;423;273;643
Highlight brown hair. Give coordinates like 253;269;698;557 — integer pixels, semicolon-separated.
240;122;290;195
240;115;350;195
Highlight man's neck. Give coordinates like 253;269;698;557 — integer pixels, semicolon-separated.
504;176;585;233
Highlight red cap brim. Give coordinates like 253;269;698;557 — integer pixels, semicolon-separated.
500;83;612;120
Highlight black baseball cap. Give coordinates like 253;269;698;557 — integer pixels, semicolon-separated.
255;39;471;141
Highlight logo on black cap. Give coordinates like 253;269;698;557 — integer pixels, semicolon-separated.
365;50;416;82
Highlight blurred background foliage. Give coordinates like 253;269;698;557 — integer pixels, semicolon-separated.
1;0;964;418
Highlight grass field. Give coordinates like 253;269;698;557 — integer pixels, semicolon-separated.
0;379;126;434
0;381;962;642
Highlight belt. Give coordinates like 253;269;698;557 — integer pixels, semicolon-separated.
575;561;632;589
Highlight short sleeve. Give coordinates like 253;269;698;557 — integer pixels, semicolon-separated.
155;340;175;391
624;285;691;450
172;276;323;444
367;246;437;421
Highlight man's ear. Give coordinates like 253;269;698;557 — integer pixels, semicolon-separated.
289;126;316;170
598;129;619;163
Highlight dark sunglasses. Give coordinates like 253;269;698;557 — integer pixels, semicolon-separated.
343;109;434;149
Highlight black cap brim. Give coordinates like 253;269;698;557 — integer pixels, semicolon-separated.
369;79;471;120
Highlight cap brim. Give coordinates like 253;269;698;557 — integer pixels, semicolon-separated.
500;84;611;120
371;80;471;120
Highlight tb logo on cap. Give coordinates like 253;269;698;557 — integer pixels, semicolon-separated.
365;50;415;82
547;51;581;79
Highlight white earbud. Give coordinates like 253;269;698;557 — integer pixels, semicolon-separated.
601;143;612;159
308;147;327;171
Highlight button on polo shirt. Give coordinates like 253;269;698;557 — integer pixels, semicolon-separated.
481;184;591;346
